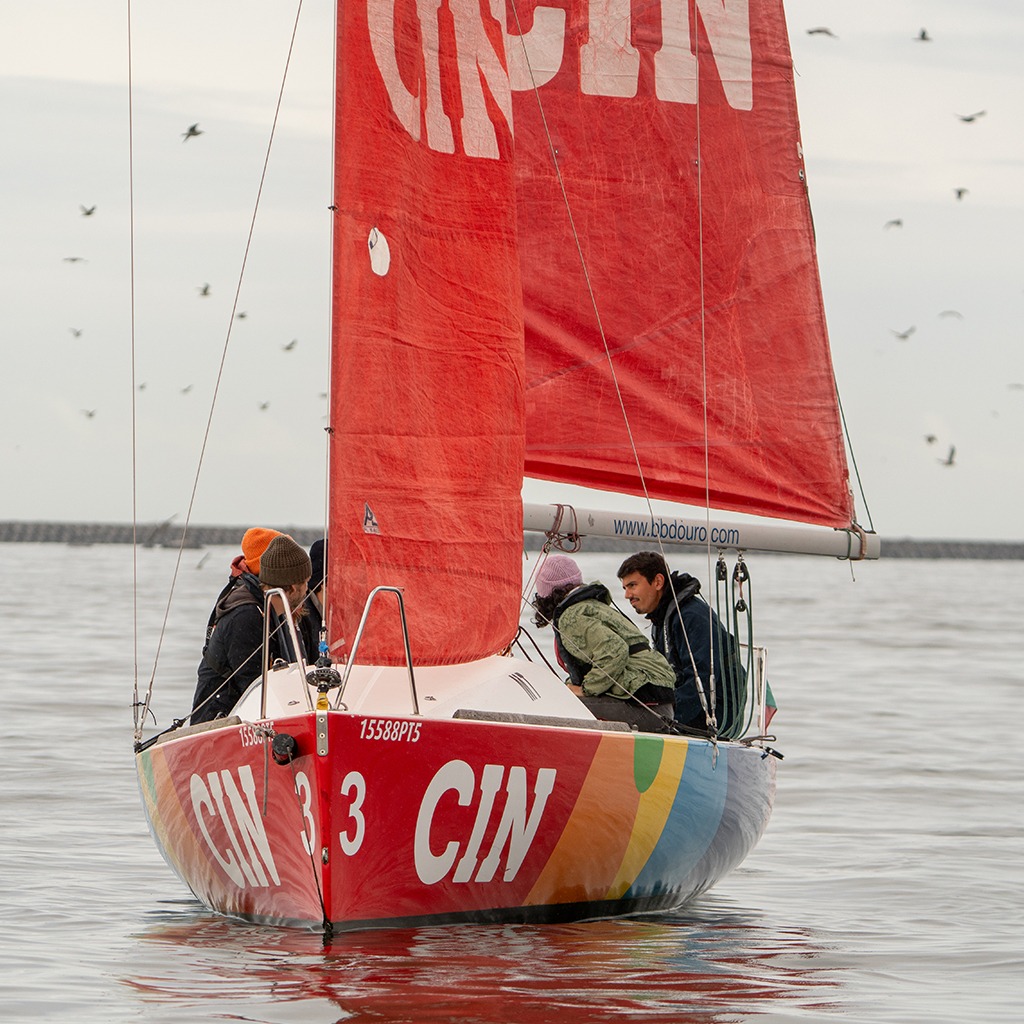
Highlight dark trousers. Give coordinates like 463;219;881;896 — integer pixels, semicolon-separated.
580;695;673;733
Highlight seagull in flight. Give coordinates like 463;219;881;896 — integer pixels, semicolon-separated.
235;311;248;319
258;401;270;411
69;327;83;338
182;123;204;141
891;326;916;341
884;219;903;229
80;204;96;216
956;111;986;123
924;434;937;445
63;256;87;263
939;310;963;319
915;28;932;42
180;384;193;395
938;445;956;466
953;188;969;201
282;338;298;351
807;27;837;37
198;283;211;297
81;409;97;419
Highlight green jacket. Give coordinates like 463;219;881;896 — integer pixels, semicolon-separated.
554;583;676;700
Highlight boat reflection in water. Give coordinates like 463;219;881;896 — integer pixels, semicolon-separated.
124;896;841;1022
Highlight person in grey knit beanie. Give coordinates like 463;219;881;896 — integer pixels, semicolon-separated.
259;534;312;588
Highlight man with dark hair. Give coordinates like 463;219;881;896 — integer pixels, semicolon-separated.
617;551;740;735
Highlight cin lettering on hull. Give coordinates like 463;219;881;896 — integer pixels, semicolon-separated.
191;766;280;888
415;760;557;884
369;0;753;158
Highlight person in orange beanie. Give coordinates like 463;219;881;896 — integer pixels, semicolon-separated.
198;527;282;670
191;532;311;724
235;526;282;576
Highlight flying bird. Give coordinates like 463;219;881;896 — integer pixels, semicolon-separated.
81;409;97;419
956;111;986;123
198;283;211;297
69;327;83;338
939;310;963;319
1008;383;1024;391
235;311;248;319
80;204;96;216
807;27;836;37
196;552;211;570
915;28;932;42
953;187;969;201
924;434;937;445
63;256;87;263
258;401;270;411
182;123;204;141
891;326;916;341
180;384;193;394
884;219;903;229
138;382;147;391
282;338;298;351
938;445;956;466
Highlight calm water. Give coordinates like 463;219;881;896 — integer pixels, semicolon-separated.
1;543;1021;1023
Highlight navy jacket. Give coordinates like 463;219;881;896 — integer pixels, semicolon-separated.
647;572;741;732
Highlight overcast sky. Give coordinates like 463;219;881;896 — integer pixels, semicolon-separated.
1;1;1021;541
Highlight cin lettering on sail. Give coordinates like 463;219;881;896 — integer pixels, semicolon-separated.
368;0;753;158
190;766;281;888
414;761;556;884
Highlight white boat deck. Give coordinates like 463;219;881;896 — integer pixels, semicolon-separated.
233;653;594;724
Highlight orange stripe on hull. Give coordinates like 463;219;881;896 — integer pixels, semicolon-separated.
525;734;641;905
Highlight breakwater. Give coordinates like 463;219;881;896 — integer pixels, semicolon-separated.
1;521;1022;559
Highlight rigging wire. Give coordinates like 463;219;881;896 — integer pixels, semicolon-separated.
837;386;875;533
692;0;720;738
130;0;308;744
127;1;141;734
507;0;728;739
319;0;339;646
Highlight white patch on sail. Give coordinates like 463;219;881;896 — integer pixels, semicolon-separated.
368;227;391;276
363;503;381;535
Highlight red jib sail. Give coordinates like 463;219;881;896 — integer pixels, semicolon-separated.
514;0;854;528
327;0;525;665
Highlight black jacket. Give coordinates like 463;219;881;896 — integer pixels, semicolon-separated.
648;572;743;733
191;573;266;723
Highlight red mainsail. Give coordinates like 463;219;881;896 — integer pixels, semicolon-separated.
514;0;853;527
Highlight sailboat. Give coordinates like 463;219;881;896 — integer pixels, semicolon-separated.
135;0;877;933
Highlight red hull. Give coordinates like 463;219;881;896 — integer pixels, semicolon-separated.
138;711;774;932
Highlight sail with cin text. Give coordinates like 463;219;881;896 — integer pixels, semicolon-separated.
327;0;525;665
513;0;855;528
